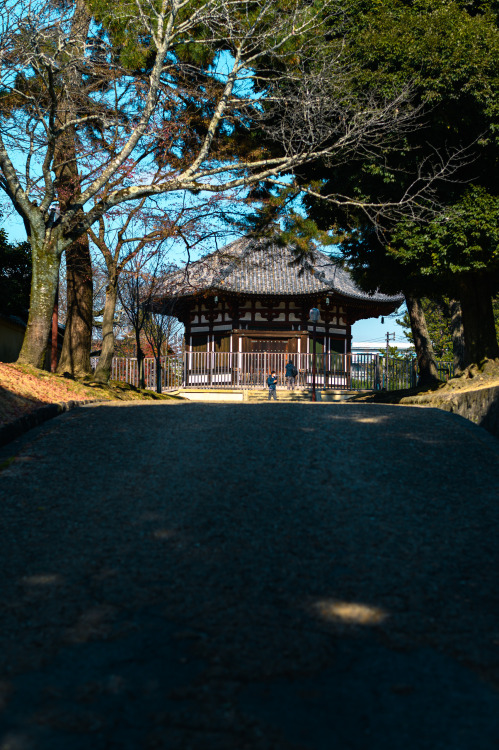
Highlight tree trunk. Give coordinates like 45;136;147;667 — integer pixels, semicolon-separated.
55;0;93;378
93;277;118;384
405;293;440;386
57;232;93;377
458;275;499;366
18;243;61;369
54;126;93;378
136;333;145;389
447;298;467;373
156;355;162;393
51;283;59;372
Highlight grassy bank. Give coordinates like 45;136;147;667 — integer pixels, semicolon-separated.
0;362;178;428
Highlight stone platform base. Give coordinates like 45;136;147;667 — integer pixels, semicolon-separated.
174;390;245;402
174;388;374;403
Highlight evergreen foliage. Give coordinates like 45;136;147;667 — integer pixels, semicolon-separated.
0;232;31;318
292;0;499;364
397;300;454;361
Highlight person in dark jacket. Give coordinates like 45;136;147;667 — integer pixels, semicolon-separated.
285;359;298;390
267;371;278;400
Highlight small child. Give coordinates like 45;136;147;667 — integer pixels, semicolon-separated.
267;371;278;400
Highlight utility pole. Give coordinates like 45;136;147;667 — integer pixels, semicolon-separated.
385;331;396;390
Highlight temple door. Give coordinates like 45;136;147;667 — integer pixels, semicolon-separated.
249;339;287;352
249;339;287;383
267;340;286;377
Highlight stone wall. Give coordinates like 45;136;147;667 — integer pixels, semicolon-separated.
402;385;499;440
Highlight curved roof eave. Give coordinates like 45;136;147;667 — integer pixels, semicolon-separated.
159;235;404;306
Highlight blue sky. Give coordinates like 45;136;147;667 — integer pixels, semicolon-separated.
352;306;408;346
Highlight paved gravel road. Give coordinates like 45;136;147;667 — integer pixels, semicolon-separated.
1;401;499;750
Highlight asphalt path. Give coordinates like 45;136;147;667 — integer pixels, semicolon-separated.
1;401;499;750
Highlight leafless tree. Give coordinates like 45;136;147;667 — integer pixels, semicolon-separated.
116;253;181;390
117;254;153;389
88;187;239;383
143;284;182;394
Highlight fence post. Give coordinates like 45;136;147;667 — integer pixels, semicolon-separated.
411;358;418;388
374;354;381;390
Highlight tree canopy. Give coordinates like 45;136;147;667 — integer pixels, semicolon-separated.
3;0;498;373
0;0;425;370
294;0;499;366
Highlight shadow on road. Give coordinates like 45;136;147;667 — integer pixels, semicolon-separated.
1;402;498;749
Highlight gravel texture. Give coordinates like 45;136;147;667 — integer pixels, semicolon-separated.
0;401;499;750
0;400;103;448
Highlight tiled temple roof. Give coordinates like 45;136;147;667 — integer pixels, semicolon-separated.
163;235;403;304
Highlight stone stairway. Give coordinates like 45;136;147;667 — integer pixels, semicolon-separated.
173;388;369;403
243;389;359;402
244;389;311;402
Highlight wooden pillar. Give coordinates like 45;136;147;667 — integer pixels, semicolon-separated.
345;324;352;389
230;332;236;385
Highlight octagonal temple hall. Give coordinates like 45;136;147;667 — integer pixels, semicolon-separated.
157;234;402;357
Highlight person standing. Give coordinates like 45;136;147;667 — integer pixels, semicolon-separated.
285;358;298;390
267;371;278;400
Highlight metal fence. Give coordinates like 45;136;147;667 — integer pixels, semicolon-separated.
90;356;183;390
380;357;454;390
185;351;354;389
91;352;454;392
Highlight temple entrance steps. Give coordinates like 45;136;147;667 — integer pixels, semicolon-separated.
174;389;245;402
244;389;312;403
243;389;368;403
172;389;373;402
